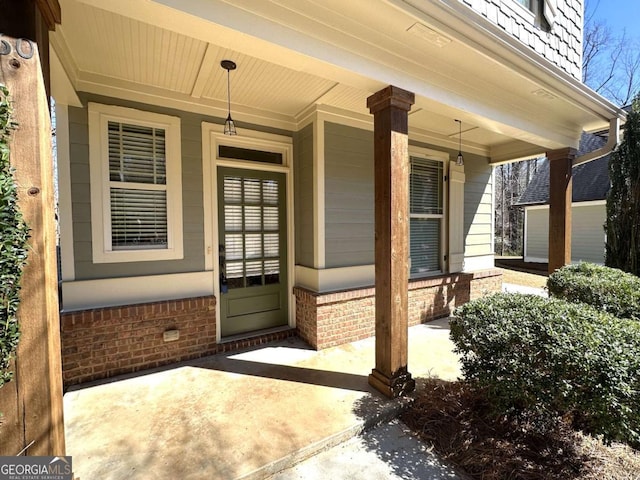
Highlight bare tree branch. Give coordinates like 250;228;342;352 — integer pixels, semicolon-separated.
583;0;640;105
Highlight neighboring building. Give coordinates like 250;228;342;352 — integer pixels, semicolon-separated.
49;0;624;386
516;133;610;264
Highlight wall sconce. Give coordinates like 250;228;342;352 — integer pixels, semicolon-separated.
455;119;464;166
221;60;237;136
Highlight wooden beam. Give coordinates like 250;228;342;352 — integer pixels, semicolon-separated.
0;36;65;456
367;85;415;398
0;0;60;34
0;0;61;102
547;147;577;274
36;0;62;30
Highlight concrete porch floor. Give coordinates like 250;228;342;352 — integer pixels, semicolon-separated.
64;318;462;480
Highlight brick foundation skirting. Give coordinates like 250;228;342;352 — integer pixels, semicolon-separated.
61;269;502;385
294;269;502;349
61;296;217;386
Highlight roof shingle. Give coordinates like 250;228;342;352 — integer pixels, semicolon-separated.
516;132;610;206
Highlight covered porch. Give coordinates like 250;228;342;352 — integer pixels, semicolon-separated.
63;319;461;480
0;0;626;461
48;0;623;395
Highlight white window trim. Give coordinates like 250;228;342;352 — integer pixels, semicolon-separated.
88;103;183;263
510;0;537;23
408;146;449;278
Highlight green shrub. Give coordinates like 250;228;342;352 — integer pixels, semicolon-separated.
547;262;640;321
450;293;640;446
0;84;29;389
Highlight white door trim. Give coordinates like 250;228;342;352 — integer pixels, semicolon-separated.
202;123;295;341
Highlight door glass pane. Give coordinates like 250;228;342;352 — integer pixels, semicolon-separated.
224;205;242;231
224;177;242;203
244;206;262;231
245;234;263;259
244;178;261;203
265;259;279;285
246;261;263;287
226;262;244;289
263;180;278;205
221;172;282;290
264;233;279;258
225;234;243;260
264;206;278;231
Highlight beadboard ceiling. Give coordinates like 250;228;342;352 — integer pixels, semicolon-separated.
51;0;620;160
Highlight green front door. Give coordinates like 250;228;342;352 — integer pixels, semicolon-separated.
218;167;288;336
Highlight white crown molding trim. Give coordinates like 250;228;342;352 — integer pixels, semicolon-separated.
75;74;299;132
410;125;489;156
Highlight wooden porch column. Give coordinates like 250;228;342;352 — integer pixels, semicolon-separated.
547;147;577;274
367;85;415;398
0;0;64;456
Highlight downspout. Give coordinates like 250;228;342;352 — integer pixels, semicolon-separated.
573;117;621;166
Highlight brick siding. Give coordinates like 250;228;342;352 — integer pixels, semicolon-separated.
470;268;504;300
61;269;502;385
61;296;217;386
294;269;502;349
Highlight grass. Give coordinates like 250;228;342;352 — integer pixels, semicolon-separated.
498;267;548;289
402;377;640;478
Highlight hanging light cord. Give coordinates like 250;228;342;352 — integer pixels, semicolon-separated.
227;68;231;117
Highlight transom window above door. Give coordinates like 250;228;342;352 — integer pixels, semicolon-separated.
218;145;283;165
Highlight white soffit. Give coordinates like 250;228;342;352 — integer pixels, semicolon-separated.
198;46;337;116
54;0;619;153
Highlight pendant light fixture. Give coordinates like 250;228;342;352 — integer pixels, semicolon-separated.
455;119;464;166
221;60;237;136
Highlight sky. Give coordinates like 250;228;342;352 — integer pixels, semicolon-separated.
586;0;640;37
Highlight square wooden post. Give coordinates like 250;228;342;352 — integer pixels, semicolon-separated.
0;0;64;456
547;147;577;274
367;85;415;398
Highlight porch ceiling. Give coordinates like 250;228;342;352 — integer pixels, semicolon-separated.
52;0;624;161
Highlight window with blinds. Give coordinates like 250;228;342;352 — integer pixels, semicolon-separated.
108;121;168;250
88;103;183;263
409;157;443;277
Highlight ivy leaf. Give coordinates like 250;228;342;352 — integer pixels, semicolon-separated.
0;84;30;389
